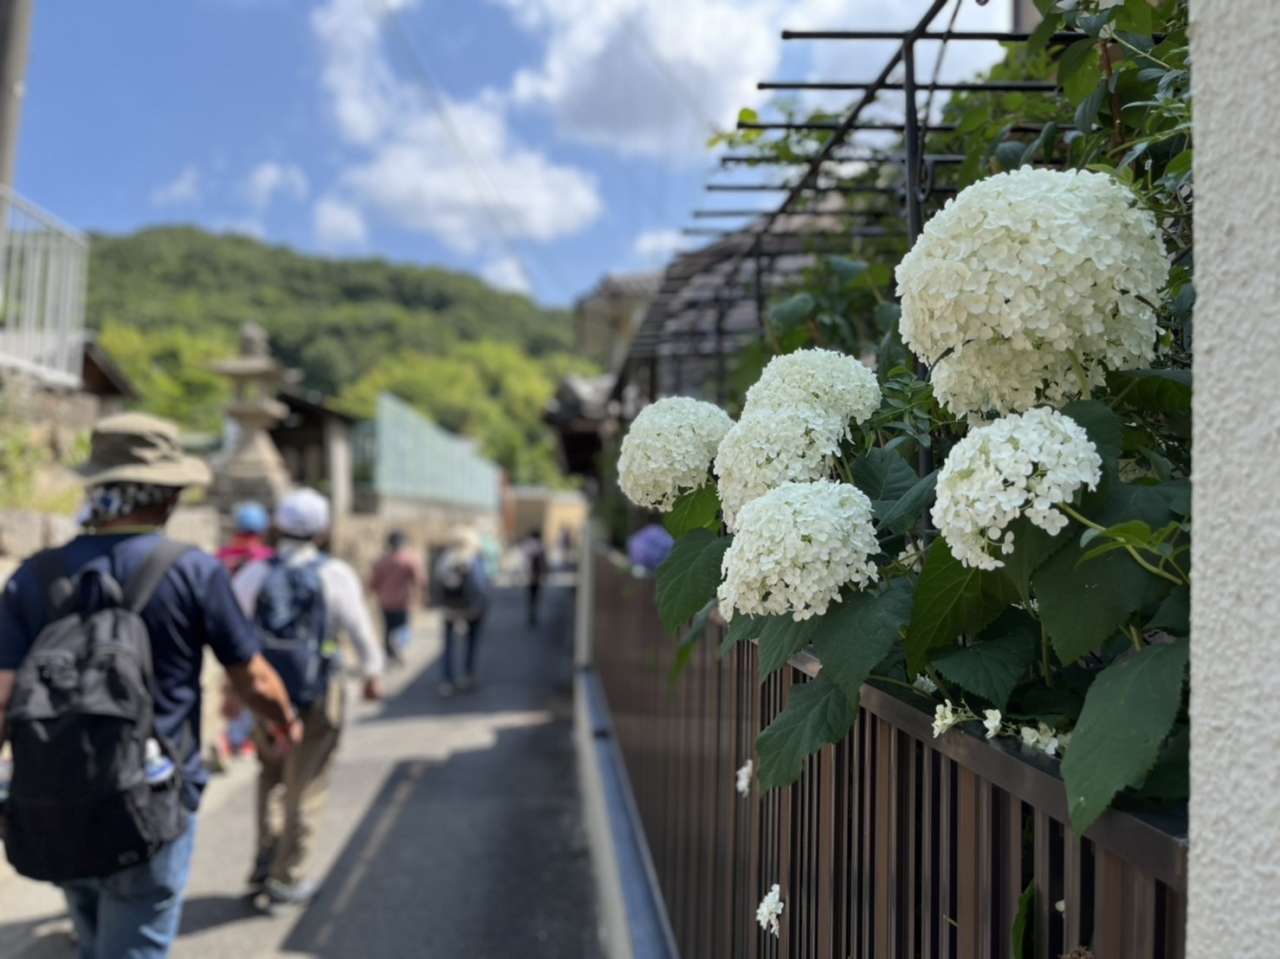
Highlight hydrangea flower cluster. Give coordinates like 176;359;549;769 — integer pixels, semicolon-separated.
715;350;880;528
757;884;784;937
744;348;881;424
617;397;734;511
934;408;1103;570
714;406;844;529
718;481;879;622
895;167;1168;417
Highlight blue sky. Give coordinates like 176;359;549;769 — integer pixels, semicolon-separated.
17;0;1012;307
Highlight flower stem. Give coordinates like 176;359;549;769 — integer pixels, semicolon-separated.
1041;622;1055;687
924;665;953;702
1126;623;1145;652
1066;350;1092;401
869;675;927;696
1059;503;1188;586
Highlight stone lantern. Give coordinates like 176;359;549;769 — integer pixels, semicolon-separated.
207;323;293;512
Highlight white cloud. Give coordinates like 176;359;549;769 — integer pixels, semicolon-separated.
632;228;689;265
480;255;533;295
151;165;202;207
240;162;309;213
311;0;601;255
495;0;1012;160
313;197;368;247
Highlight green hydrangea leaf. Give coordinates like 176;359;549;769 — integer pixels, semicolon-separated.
852;447;919;502
1061;399;1124;469
718;612;771;658
758;616;815;681
664;485;721;538
873;470;938;535
757;673;856;790
1107;368;1192;414
933;609;1039;710
1035;484;1174;663
1061;638;1189;834
811;578;914;704
904;538;1019;674
668;600;714;685
655;529;731;634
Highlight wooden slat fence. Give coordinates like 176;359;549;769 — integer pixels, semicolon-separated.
592;548;1187;959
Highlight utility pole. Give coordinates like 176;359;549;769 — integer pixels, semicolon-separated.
0;0;32;190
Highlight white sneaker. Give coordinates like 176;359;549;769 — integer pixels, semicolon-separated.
438;682;456;698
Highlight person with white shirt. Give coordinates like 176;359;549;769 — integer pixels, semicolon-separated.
232;488;384;908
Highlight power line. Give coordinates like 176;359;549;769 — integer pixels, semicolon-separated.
368;0;575;298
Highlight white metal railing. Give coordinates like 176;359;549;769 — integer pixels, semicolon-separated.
0;186;88;388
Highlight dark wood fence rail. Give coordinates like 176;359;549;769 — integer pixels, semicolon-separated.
592;548;1188;959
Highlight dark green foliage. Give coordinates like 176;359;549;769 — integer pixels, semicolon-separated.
88;226;593;483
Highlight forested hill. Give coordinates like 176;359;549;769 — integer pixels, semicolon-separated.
87;226;594;485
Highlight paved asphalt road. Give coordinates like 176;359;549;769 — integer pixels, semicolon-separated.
0;581;602;959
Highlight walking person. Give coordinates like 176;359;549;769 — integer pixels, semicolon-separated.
232;488;384;909
215;501;274;576
432;526;490;697
0;413;298;959
524;530;547;627
211;501;275;770
368;530;426;667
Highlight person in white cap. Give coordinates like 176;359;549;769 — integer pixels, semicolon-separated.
231;488;384;909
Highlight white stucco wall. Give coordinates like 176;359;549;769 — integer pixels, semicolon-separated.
1189;1;1280;954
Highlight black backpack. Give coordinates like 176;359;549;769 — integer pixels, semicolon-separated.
253;556;333;708
438;556;477;613
4;540;192;882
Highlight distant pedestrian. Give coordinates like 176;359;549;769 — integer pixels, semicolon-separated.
233;489;385;910
369;530;426;666
432;526;490;697
211;501;276;769
0;413;298;959
524;530;547;627
216;501;274;576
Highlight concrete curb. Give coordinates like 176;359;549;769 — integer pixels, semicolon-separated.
575;667;680;959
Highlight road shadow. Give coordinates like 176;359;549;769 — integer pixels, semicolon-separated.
178;893;270;937
0;912;76;959
277;722;599;958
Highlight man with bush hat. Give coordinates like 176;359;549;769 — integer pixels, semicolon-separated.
0;412;299;959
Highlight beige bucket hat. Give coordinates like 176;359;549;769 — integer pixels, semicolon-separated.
73;413;213;488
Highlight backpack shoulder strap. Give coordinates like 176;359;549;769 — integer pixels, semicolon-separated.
123;539;195;614
29;547;74;620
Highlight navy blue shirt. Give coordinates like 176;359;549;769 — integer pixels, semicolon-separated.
0;533;261;810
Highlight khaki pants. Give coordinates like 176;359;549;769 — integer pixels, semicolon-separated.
253;680;345;885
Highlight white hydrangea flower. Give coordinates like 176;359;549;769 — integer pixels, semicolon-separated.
895;167;1168;417
913;674;938;694
983;709;1003;740
718;481;879;622
757;884;784;937
934;407;1103;570
745;348;881;425
736;759;753;797
1020;722;1063;757
618;397;734;511
932;700;959;738
714;406;845;530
